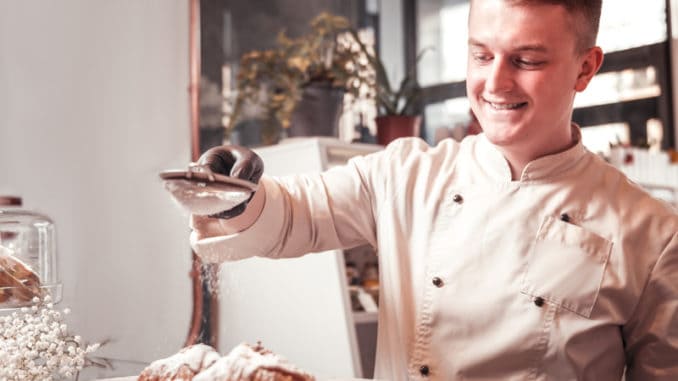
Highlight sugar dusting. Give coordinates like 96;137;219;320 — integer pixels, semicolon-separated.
163;179;253;216
140;343;220;379
193;343;316;381
140;343;315;381
198;260;245;300
201;262;221;296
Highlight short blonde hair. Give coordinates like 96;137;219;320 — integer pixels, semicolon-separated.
473;0;602;52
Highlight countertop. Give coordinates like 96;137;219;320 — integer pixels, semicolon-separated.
96;378;373;381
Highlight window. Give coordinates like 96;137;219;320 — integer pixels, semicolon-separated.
597;0;666;53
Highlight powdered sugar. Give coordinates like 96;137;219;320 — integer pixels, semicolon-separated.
141;343;315;381
141;344;220;379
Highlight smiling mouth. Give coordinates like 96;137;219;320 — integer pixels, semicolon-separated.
484;100;528;110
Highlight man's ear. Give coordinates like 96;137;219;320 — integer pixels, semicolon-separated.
575;46;604;92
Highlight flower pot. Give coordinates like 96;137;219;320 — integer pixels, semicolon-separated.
375;115;422;146
288;82;344;138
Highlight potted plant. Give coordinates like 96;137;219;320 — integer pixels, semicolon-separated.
226;13;373;145
349;30;429;146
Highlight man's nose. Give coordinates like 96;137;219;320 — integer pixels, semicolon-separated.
485;58;514;93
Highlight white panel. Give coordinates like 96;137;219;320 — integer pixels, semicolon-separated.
216;138;380;379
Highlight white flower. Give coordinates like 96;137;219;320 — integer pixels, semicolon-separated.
0;297;103;381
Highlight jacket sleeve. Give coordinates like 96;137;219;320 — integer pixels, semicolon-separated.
189;144;397;263
623;232;678;380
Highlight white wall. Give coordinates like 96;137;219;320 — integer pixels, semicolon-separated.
0;0;192;376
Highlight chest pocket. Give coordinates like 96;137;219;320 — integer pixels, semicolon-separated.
520;215;612;318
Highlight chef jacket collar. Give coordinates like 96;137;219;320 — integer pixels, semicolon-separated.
478;123;588;182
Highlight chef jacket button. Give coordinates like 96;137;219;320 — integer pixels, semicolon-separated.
419;365;430;376
452;194;463;204
534;296;545;307
560;213;570;222
432;277;443;287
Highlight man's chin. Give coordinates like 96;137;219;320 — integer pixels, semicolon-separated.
481;126;520;146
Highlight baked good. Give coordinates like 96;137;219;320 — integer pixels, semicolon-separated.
137;343;221;381
137;342;315;381
0;247;43;304
193;342;315;381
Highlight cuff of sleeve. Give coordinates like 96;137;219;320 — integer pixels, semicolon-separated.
190;176;285;263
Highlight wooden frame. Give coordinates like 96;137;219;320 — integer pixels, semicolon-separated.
187;0;220;349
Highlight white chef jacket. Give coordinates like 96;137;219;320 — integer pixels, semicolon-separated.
191;127;678;381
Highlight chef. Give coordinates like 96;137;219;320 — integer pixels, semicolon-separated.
188;1;678;380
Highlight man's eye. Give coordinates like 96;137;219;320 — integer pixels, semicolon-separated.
514;58;544;68
473;54;492;63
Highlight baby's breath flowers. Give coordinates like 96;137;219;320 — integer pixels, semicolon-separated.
0;295;104;381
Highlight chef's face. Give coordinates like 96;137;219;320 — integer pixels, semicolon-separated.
466;0;602;159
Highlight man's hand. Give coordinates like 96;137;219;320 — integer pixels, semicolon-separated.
197;145;264;219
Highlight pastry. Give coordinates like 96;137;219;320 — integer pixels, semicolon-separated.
137;344;221;381
193;342;315;381
0;246;43;304
137;343;315;381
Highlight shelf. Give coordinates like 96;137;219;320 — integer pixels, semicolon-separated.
353;311;378;324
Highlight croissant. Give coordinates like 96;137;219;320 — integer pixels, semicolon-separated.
0;246;43;304
137;344;221;381
138;343;316;381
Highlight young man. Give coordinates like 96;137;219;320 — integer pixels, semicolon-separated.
188;1;678;379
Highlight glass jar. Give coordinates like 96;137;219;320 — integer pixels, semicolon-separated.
0;196;61;309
